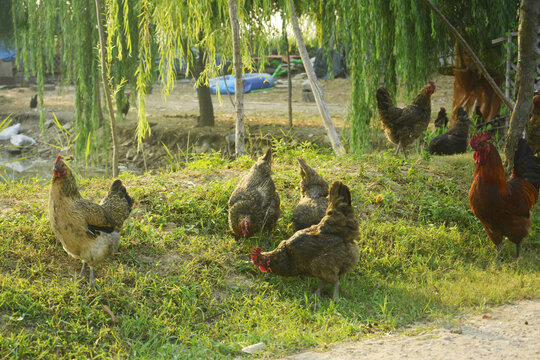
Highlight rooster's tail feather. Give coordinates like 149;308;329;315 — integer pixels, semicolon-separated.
514;138;540;190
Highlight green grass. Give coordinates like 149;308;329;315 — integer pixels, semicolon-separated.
0;144;539;359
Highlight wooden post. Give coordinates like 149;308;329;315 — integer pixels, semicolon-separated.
506;34;512;101
283;15;293;128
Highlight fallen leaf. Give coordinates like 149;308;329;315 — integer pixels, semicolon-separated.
482;315;493;319
102;305;117;323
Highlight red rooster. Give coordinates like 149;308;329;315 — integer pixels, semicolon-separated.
469;133;540;260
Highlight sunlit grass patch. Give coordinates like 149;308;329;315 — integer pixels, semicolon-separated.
0;148;538;358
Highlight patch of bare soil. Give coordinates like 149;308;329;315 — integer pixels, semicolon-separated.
0;73;454;174
282;300;540;360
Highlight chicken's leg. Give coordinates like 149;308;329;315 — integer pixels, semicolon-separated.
315;281;327;299
78;262;87;279
394;144;402;156
516;243;522;258
401;145;408;159
332;280;340;302
89;267;96;287
496;243;503;262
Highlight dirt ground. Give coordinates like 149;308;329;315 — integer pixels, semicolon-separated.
282;299;540;360
0;73;455;175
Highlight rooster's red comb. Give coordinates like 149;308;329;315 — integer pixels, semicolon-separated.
250;247;262;263
470;132;491;148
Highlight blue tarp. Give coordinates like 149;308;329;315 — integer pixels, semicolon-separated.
0;42;16;62
209;73;274;95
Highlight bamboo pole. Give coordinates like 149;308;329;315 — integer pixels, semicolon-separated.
288;0;345;155
95;0;119;177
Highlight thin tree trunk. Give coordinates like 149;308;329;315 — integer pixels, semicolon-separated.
504;0;540;171
288;0;345;155
283;13;293;128
95;0;118;177
424;0;514;111
194;47;215;127
228;0;245;157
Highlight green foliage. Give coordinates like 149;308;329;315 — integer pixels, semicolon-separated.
0;148;538;358
304;0;519;151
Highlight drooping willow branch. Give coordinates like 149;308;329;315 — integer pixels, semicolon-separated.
424;0;514;110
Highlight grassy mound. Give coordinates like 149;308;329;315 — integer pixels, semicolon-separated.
0;143;538;359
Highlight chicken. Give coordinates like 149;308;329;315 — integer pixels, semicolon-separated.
434;107;448;128
427;107;470;155
121;94;130;117
30;94;37;109
526;90;540;155
469;134;540;260
228;147;281;238
376;81;436;158
292;158;328;232
49;156;134;286
251;181;359;301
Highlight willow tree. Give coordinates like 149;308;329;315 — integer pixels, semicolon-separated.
12;0;139;168
305;0;519;151
11;0;279;165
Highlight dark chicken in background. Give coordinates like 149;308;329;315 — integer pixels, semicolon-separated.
434;107;449;128
251;181;359;301
469;134;540;260
428;107;470;155
526;90;540;155
49;156;134;286
30;94;37;109
292;158;328;232
228;147;281;238
121;93;130;117
376;81;436;158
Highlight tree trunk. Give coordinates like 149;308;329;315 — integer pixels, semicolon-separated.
94;0;118;177
504;0;540;171
228;0;245;157
283;12;293;128
194;46;215;127
288;0;345;156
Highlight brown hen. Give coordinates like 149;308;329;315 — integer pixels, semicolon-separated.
292;158;328;232
376;82;436;158
251;181;359;301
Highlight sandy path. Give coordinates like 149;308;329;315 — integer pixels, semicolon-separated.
282;300;540;360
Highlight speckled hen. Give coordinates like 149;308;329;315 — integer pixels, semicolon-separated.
228;147;281;238
48;156;133;286
292;158;328;232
